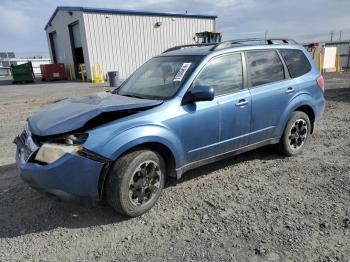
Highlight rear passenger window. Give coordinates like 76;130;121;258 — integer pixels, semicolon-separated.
246;50;285;87
279;49;311;78
193;53;243;96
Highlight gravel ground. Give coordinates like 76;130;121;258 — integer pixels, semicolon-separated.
0;74;349;261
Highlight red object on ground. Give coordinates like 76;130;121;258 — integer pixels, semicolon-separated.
40;64;66;81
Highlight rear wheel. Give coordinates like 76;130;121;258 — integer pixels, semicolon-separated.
106;149;165;217
276;111;311;156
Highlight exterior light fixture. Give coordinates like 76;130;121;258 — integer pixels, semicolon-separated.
154;21;162;27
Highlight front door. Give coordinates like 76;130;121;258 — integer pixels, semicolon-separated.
184;52;251;161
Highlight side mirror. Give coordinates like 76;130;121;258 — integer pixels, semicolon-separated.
190;85;215;102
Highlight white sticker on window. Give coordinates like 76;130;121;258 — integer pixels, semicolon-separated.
173;63;192;82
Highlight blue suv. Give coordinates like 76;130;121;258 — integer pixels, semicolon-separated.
15;39;325;216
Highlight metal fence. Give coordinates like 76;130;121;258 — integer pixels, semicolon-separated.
0;58;51;77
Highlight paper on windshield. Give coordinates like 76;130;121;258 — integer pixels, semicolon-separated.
173;63;192;82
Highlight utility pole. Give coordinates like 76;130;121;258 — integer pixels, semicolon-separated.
339;31;342;41
330;31;334;41
264;30;268;40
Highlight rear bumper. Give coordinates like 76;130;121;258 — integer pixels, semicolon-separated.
15;143;105;201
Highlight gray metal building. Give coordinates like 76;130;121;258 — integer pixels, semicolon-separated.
45;6;217;81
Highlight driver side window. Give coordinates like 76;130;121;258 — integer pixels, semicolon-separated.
193;53;243;96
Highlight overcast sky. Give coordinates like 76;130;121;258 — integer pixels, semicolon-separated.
1;0;349;57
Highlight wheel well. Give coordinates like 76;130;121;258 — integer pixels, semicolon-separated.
99;142;176;200
295;105;315;133
116;142;176;178
137;142;176;178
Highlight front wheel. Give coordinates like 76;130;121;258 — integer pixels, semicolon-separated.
106;149;165;217
276;111;311;156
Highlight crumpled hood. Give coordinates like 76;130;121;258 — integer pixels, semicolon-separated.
28;92;162;136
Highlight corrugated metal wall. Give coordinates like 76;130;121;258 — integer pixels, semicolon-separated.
83;13;215;80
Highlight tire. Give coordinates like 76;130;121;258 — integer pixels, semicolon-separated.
106;149;166;217
276;111;311;156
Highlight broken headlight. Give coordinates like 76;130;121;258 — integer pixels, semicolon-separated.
64;133;89;145
34;133;88;164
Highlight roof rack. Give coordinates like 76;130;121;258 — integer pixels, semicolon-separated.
163;43;217;53
210;38;298;51
163;38;298;53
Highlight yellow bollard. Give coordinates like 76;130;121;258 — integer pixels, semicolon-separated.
68;64;73;80
98;65;104;83
92;64;104;83
317;53;323;73
336;53;341;73
79;64;85;81
91;64;96;83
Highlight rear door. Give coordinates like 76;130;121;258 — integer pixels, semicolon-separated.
246;49;296;144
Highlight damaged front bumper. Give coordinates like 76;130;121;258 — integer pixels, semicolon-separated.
15;136;106;202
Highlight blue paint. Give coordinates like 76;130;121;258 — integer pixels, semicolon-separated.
28;92;162;136
16;149;104;198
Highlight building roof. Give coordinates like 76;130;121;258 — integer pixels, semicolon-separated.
45;6;217;30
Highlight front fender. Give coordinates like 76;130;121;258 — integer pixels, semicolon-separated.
91;124;185;168
274;93;318;138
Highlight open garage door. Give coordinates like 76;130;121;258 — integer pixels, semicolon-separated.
49;31;61;64
69;22;85;79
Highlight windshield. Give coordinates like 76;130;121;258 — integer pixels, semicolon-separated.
117;55;204;100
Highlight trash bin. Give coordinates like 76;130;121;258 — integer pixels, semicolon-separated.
11;62;35;84
108;71;119;87
40;63;66;81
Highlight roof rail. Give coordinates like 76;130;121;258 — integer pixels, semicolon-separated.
163;38;298;54
163;43;217;53
210;38;298;51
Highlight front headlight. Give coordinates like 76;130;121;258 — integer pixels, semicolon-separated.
35;143;83;164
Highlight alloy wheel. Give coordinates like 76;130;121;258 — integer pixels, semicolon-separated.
288;118;308;150
128;160;161;206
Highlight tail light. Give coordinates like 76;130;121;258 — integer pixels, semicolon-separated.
316;75;324;92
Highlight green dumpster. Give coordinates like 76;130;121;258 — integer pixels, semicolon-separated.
11;62;35;84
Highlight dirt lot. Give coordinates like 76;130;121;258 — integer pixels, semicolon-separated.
0;74;349;261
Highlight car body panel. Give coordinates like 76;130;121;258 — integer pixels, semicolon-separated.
216;89;252;152
248;78;298;144
28;92;162;136
16;147;104;198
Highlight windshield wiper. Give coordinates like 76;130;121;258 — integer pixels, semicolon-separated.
121;93;145;99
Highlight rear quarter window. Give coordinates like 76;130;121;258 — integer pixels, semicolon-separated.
279;49;311;78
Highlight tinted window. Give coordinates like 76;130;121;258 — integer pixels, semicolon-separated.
193;53;243;96
246;50;285;87
279;49;311;78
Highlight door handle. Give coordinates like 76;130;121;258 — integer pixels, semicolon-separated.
285;87;295;94
236;99;248;107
